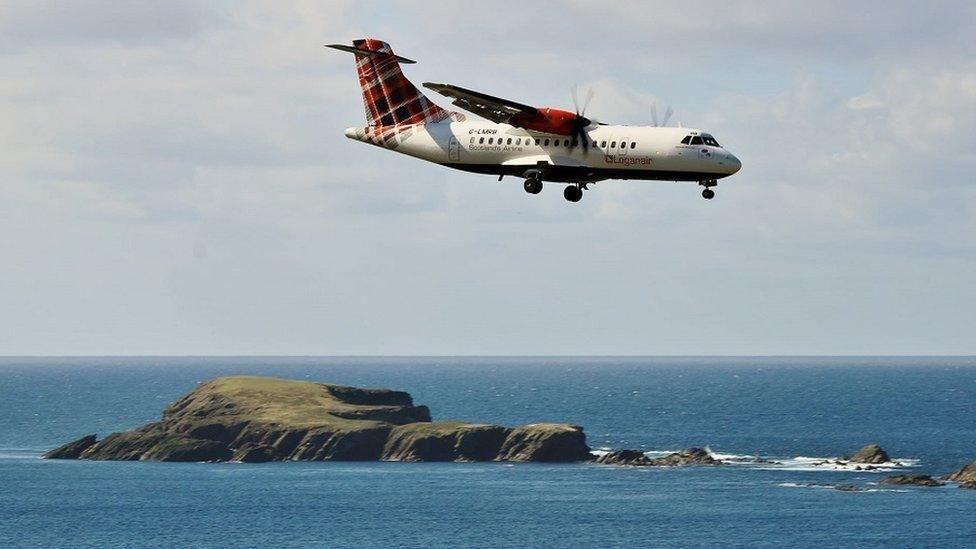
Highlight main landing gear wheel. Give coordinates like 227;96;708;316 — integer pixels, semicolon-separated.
564;185;583;203
523;178;542;194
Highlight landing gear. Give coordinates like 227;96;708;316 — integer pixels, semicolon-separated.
524;177;542;194
563;184;583;203
699;180;717;200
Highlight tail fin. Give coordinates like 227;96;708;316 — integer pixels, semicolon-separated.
328;38;451;127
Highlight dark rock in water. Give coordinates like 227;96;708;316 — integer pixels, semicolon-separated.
881;475;944;487
595;449;652;466
792;483;869;492
647;447;721;466
596;447;720;467
832;484;868;492
496;424;592;462
943;460;976;488
44;376;590;464
43;434;98;459
849;444;890;464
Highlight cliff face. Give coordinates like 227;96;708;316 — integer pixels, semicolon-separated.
44;376;590;464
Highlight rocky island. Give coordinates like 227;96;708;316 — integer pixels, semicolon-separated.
45;376;592;463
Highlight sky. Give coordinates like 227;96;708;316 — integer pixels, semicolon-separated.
1;1;974;356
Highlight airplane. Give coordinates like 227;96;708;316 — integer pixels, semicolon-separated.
328;38;741;203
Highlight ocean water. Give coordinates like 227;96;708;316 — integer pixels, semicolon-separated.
1;356;975;548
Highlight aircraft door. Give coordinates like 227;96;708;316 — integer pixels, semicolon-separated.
448;136;460;162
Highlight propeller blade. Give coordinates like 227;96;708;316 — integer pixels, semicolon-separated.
581;88;594;116
661;106;674;127
651;102;659;127
570;86;595;152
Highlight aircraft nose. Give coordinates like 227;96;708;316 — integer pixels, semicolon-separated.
725;152;741;174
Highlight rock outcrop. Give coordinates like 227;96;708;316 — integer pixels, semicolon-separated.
880;475;944;487
595;449;653;466
849;444;890;464
943;461;976;488
42;434;97;459
647;447;721;466
595;447;721;467
44;376;590;464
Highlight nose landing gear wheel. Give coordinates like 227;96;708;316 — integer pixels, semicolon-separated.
523;178;542;194
564;185;583;202
699;180;717;200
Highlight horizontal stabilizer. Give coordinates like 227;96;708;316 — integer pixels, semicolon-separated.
325;43;416;64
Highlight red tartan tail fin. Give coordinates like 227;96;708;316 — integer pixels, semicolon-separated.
331;38;450;127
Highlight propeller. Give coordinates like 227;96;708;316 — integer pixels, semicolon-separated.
571;86;595;151
650;102;674;127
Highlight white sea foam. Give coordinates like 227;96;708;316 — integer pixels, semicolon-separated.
0;448;45;460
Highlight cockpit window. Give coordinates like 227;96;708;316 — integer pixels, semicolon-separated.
690;136;703;145
680;136;691;145
702;136;721;147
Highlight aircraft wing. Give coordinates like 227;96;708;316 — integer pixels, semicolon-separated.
423;82;537;124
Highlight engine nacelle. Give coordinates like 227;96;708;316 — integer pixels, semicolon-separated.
511;107;584;136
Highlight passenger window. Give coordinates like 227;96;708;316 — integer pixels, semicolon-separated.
535;139;541;145
690;136;703;145
479;137;484;144
610;141;616;148
507;138;512;145
680;136;691;145
630;142;636;149
544;139;550;146
516;138;521;145
591;141;597;148
600;141;607;147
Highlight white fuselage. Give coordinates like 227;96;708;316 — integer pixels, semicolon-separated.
346;120;741;184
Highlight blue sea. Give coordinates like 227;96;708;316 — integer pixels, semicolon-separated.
1;357;975;548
